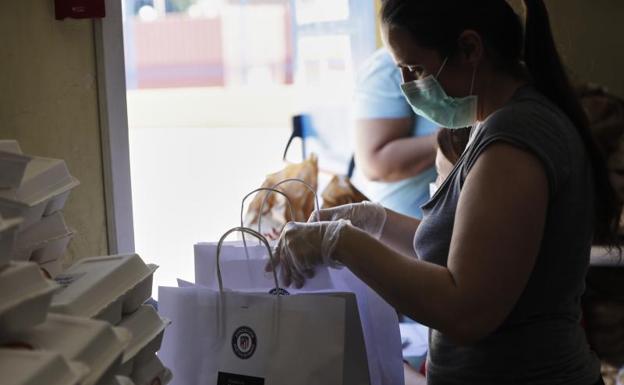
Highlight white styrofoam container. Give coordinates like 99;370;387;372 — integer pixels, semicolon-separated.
13;212;73;263
0;140;24;154
40;256;65;278
0;262;59;336
0;149;31;189
32;232;73;264
118;305;170;374
0;348;89;385
50;254;158;325
130;355;172;385
0;156;79;230
0;215;22;268
8;313;131;385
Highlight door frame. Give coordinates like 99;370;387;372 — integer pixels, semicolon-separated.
93;0;135;254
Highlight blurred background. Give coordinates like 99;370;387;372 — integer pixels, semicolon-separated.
122;0;376;292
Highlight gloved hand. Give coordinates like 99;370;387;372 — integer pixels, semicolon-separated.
266;220;351;288
308;201;387;239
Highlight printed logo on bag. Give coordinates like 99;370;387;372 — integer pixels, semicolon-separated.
232;326;257;359
268;287;290;296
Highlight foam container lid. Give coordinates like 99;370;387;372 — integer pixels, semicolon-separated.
119;305;170;363
0;348;89;385
40;257;65;279
0;140;24;154
1;214;24;234
0;156;79;207
50;254;158;321
6;313;131;385
131;355;172;385
0;215;23;268
0;262;59;335
13;212;74;263
15;211;71;252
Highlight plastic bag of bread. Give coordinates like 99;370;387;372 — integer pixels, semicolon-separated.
321;175;369;209
600;362;624;385
244;154;318;240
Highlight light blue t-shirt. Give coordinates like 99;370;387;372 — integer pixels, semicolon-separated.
352;48;438;219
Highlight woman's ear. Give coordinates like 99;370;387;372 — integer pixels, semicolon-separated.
457;30;484;65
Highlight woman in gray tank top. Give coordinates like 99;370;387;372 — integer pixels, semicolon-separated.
267;1;621;384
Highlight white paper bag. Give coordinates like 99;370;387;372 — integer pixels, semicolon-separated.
159;285;371;385
329;268;405;385
194;240;404;385
194;240;333;293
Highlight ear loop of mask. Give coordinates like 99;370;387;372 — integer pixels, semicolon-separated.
436;56;477;96
435;57;450;79
469;64;477;96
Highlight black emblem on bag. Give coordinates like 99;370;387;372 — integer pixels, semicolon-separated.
268;287;290;296
232;326;257;359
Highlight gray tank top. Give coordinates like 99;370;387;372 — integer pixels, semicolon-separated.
414;86;601;385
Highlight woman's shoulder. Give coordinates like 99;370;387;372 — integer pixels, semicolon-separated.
465;86;579;195
481;86;575;139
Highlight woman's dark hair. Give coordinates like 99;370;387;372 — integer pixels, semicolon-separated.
437;127;471;166
381;0;622;247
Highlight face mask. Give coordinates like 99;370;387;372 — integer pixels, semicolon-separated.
401;57;478;129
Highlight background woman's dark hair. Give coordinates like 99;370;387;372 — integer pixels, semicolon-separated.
437;127;471;166
381;0;622;247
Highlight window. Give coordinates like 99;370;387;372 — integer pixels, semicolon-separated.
121;0;375;295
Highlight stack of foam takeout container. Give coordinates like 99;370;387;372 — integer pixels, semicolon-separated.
0;348;89;385
0;261;89;384
0;140;79;277
49;253;170;385
1;254;168;385
0;141;169;385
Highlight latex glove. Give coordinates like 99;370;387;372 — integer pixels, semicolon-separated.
266;220;350;288
308;201;387;239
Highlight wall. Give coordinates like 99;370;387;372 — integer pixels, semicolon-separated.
547;0;624;98
0;1;109;262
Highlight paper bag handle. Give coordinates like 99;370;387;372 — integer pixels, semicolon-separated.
216;226;281;294
264;178;321;223
240;187;296;255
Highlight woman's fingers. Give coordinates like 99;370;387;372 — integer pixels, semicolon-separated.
279;252;293;287
304;268;316;279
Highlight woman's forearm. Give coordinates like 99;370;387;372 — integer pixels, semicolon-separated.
355;119;437;183
366;134;437;182
379;209;421;258
337;225;462;339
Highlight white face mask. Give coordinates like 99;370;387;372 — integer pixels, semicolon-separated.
401;57;479;129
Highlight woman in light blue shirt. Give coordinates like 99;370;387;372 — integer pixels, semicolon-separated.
352;48;439;219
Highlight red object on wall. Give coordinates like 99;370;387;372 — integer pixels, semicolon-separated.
54;0;105;20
